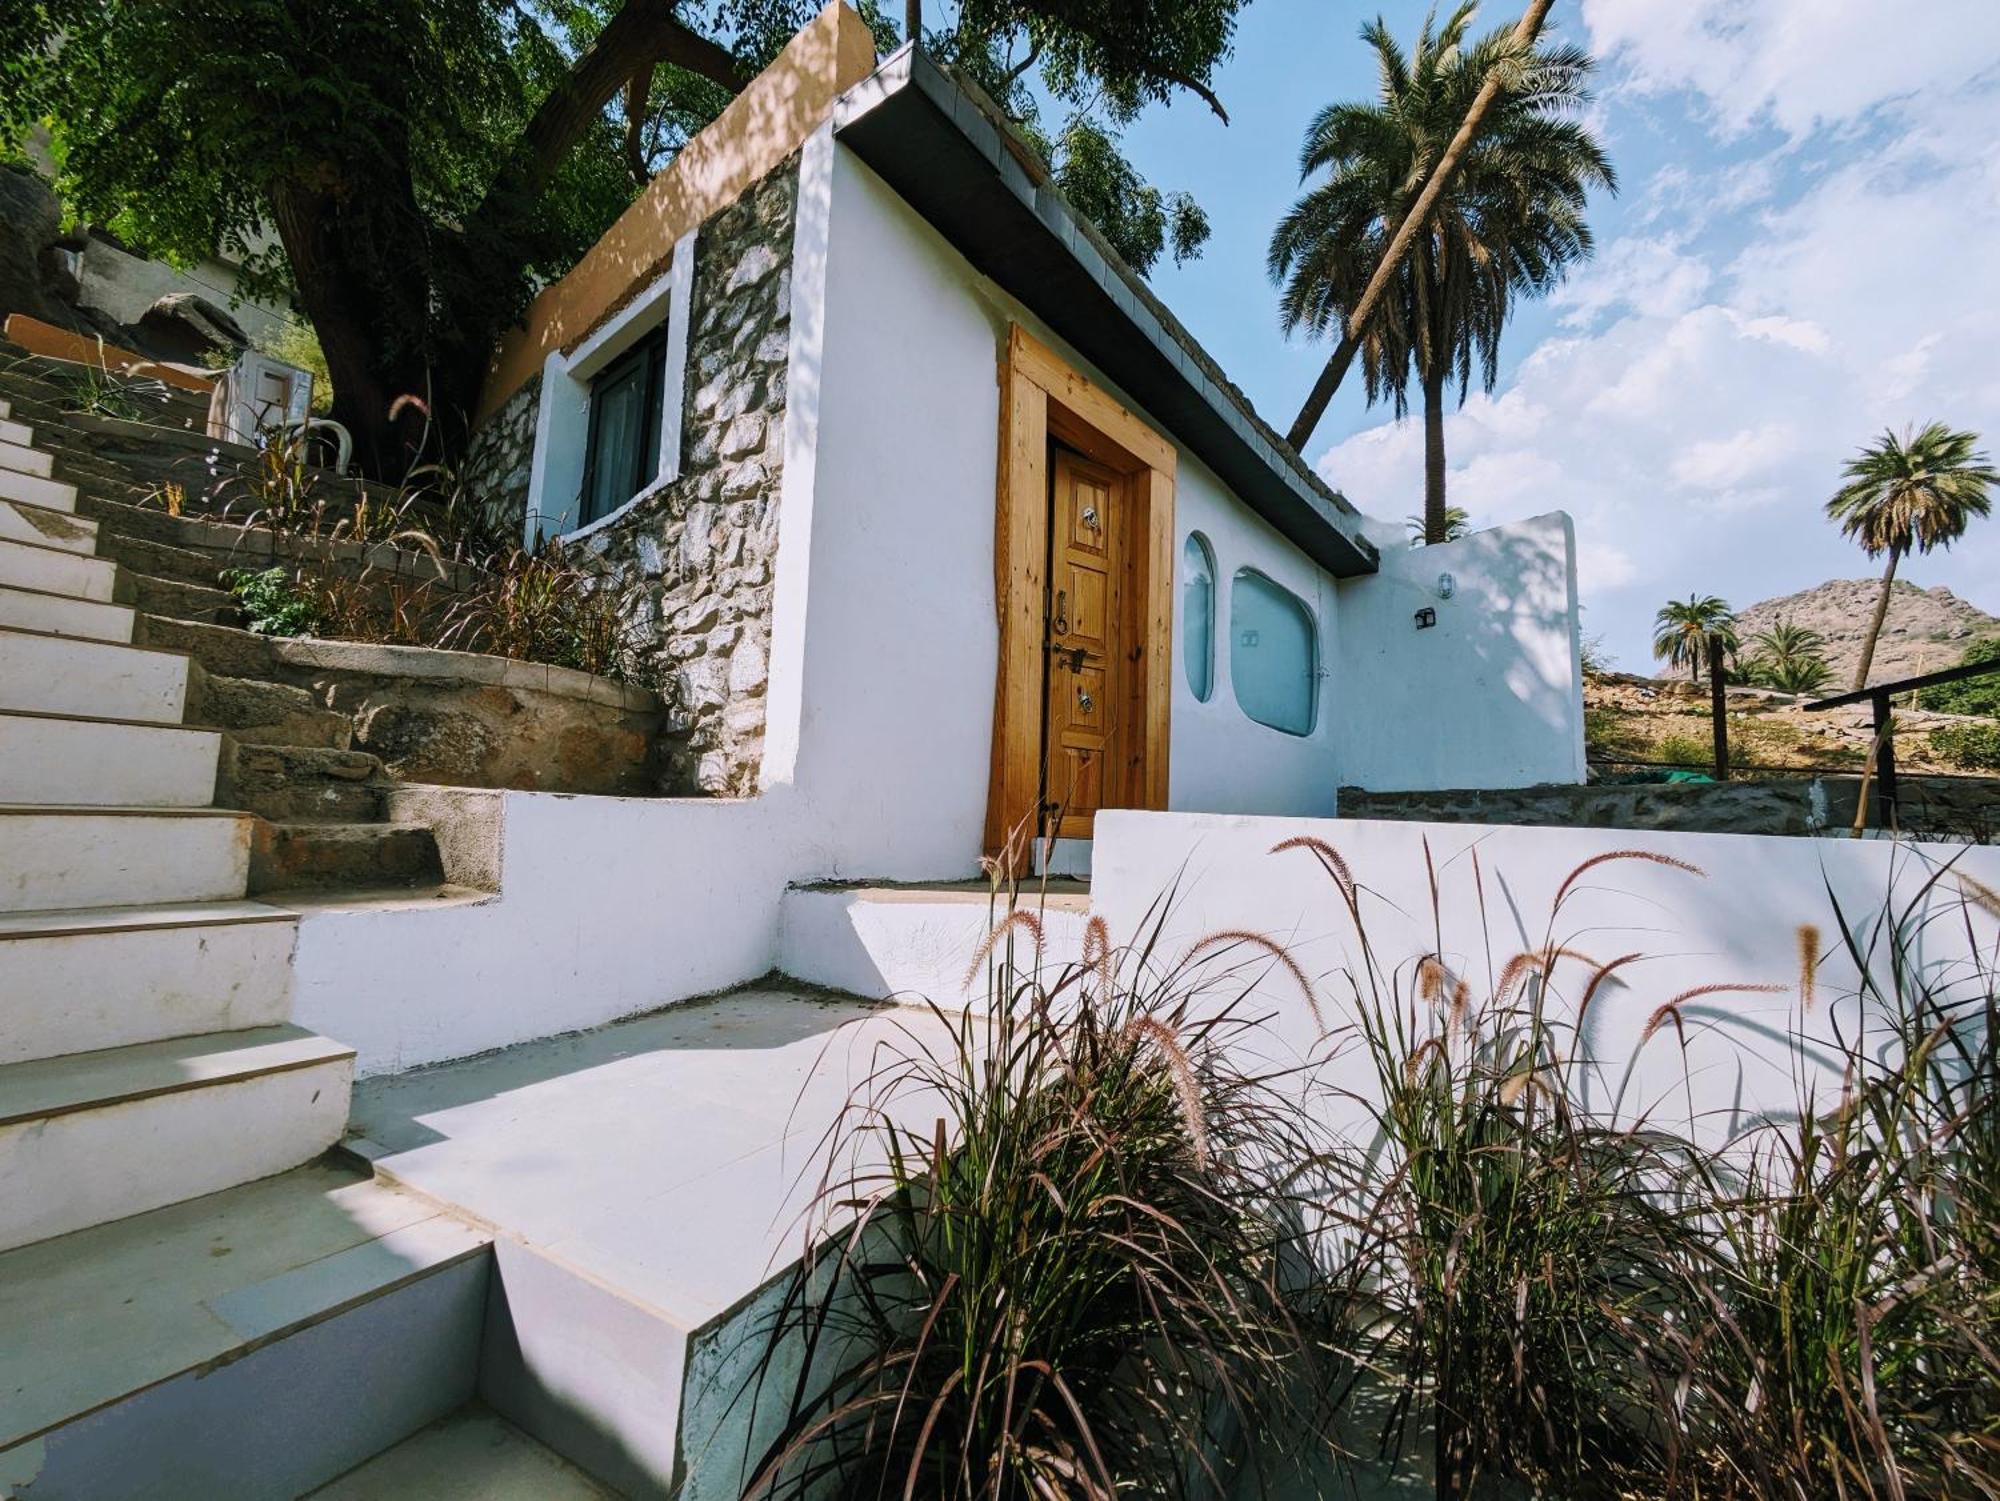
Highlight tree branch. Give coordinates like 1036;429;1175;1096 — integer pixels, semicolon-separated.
623;62;657;185
470;0;746;241
1157;67;1229;124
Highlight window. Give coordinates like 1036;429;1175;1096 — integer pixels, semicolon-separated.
1230;569;1317;736
578;325;668;527
1182;532;1216;701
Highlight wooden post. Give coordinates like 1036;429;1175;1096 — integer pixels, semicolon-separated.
1709;634;1729;780
1871;690;1898;830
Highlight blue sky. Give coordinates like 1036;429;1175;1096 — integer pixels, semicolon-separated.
1108;0;2000;671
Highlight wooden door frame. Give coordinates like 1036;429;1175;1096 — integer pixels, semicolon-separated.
986;324;1176;865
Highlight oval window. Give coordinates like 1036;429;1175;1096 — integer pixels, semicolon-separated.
1182;533;1216;702
1230;569;1317;736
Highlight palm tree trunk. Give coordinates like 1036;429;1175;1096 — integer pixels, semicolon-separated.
1852;549;1901;691
1423;366;1448;544
1285;0;1556;450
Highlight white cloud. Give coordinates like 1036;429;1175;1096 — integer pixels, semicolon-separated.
1578;0;2000;139
1315;64;2000;668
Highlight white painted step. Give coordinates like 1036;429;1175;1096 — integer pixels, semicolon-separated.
0;1161;491;1498
0;462;78;513
0;536;116;600
307;1406;616;1499
0;900;298;1065
0;494;97;554
0;627;189;721
0;710;221;807
0;1024;355;1252
0;582;135;642
0;415;28;448
0;437;54;477
0;806;252;912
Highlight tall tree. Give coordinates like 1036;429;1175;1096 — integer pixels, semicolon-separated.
1826;422;1997;691
1652;594;1736;687
1;0;1241;478
1744;618;1831;695
1268;3;1610;543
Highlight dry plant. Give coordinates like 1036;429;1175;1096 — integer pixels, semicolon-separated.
1294;839;1718;1499
740;888;1351;1500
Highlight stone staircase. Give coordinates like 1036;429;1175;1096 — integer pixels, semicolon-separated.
0;345;474;898
0;385;595;1496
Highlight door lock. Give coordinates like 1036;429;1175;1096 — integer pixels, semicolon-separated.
1078;688;1095;714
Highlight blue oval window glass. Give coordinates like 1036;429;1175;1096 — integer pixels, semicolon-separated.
1182;533;1215;702
1230;569;1317;735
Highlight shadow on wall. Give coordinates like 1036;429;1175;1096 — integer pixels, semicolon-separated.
1336;512;1583;793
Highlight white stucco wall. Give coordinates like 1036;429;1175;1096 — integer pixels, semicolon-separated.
783;141;1351;876
1091;809;2000;1143
1335;512;1585;792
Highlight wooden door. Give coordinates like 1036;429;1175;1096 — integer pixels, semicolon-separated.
1042;450;1123;839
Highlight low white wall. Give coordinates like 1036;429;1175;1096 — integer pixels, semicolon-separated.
1091;810;2000;1141
1335;512;1584;792
291;791;804;1075
777;886;1090;1002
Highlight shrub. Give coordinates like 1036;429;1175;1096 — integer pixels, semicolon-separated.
1653;732;1711;768
1930;722;2000;770
744;899;1345;1499
222;566;323;637
1919;638;2000;717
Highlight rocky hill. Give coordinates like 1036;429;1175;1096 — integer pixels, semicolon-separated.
1736;578;2000;688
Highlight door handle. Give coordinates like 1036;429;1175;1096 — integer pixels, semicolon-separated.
1053;589;1069;635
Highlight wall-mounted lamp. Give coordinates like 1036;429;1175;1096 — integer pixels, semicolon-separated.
1436;571;1456;599
1414;606;1437;630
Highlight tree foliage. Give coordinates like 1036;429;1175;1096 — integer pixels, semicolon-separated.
1918;637;2000;718
1267;1;1610;541
1652;593;1736;685
0;0;1242;474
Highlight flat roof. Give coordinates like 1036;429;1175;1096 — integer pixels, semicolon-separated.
832;46;1380;579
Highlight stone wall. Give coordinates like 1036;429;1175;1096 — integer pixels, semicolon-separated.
582;158;794;794
1340;775;2000;843
461;373;538;538
464;157;797;796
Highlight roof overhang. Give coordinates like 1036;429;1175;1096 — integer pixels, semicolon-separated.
832;47;1379;579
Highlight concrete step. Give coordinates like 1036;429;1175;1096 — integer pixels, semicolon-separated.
193;671;352;749
97;529;230;590
251;821;444;894
0;415;32;449
0;494;100;554
0;583;136;642
126;569;238;624
0;899;298;1065
0;459;79;513
305;1405;617;1499
0;436;53;477
0;805;253;912
0;710;222;807
777;880;1094;1002
0;1161;491;1497
0;1024;355;1251
0;534;117;601
0;626;190;722
221;741;386;823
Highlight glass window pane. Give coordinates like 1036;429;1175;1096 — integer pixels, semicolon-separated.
1230;570;1317;735
1182;533;1215;702
581;327;668;525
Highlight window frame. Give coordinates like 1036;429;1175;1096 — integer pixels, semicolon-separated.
578;325;669;528
1228;566;1320;738
1181;531;1217;703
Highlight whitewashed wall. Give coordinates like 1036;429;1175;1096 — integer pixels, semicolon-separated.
1334;512;1585;792
1091;809;2000;1142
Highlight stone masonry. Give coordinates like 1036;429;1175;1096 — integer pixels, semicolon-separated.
463;157;798;796
461;374;539;534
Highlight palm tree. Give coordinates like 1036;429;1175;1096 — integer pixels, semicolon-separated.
1653;594;1737;685
1744;618;1831;694
1269;3;1612;543
1827;422;1997;691
1406;505;1472;545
